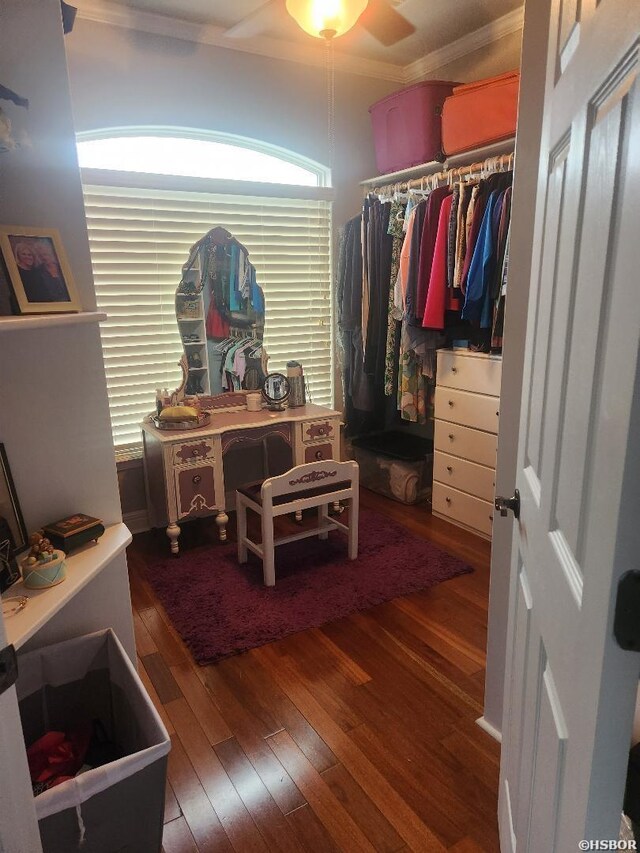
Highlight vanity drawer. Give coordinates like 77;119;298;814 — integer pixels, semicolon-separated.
437;350;502;396
304;442;334;463
302;420;336;443
434;419;498;468
432;482;495;537
174;463;218;519
433;451;496;503
435;386;500;434
172;438;215;467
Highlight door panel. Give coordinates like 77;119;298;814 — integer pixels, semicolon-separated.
499;3;640;850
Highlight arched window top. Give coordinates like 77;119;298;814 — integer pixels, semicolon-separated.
76;127;329;187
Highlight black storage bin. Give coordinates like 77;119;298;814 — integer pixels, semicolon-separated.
350;431;434;504
17;629;170;853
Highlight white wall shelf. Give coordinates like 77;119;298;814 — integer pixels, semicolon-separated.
0;311;107;333
4;522;132;650
360;137;516;186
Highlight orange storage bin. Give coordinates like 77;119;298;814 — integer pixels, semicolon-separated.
441;70;520;157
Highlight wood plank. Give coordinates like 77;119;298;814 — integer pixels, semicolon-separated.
133;609;158;656
447;837;489;852
164;779;182;824
440;730;500;793
321;763;405;853
286;804;340;853
214;737;304;853
162;817;198;853
127;550;156;611
140;606;188;666
200;663;307;815
142;652;182;704
308;627;372;685
254;644;447;852
137;656;175;735
268;731;376;853
167;733;234;853
236;650;338;773
170;661;233;746
165;697;270;853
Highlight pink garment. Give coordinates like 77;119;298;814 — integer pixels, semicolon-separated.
423;194;457;329
393;207;418;316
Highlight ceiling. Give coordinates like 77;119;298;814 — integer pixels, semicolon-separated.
75;0;524;68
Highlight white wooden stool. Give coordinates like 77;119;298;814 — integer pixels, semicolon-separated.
236;460;359;587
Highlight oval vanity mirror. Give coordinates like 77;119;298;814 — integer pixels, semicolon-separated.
262;372;290;411
174;227;266;406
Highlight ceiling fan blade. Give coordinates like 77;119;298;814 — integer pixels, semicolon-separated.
360;0;416;46
225;0;278;39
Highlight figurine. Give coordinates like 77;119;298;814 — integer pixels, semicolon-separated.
25;531;55;566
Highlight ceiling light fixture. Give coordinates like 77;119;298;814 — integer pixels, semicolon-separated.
285;0;368;40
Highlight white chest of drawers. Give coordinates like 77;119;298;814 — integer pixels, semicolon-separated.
432;350;502;540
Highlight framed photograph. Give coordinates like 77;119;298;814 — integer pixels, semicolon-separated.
0;226;81;314
0;444;28;554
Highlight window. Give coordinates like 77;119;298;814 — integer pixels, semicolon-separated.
78;130;333;452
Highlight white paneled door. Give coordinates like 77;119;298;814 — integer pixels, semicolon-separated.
499;1;640;851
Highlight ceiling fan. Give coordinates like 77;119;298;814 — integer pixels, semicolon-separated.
225;0;416;47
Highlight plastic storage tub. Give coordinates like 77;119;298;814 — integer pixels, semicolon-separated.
17;629;170;853
441;70;520;156
350;431;433;505
369;80;457;174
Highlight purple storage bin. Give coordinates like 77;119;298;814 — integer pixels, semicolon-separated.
369;80;458;174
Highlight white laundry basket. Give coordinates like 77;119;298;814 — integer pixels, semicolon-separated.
17;629;170;853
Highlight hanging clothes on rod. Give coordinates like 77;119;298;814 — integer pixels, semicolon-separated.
338;152;514;435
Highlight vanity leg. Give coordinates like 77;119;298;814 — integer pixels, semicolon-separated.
216;510;229;543
166;522;181;555
318;504;329;540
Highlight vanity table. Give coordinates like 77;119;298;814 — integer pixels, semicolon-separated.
142;403;342;554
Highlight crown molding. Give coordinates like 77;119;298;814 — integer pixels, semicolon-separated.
403;7;525;84
74;0;406;82
74;1;524;85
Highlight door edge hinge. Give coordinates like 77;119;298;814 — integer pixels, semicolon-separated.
614;571;640;651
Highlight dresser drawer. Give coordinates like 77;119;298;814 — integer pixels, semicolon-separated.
435;386;500;434
434;419;498;468
302;420;337;444
433;451;496;502
172;438;215;467
174;463;218;519
432;482;495;537
437;350;502;396
304;441;334;463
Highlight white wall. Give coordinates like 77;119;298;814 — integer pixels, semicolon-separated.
0;0;122;530
65;19;400;227
426;29;523;83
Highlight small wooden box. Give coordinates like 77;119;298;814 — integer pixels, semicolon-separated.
42;514;105;554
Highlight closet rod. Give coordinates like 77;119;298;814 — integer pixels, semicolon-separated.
367;150;515;198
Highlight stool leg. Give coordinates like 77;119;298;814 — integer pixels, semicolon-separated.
318;503;329;540
262;511;275;587
348;493;359;560
237;498;248;564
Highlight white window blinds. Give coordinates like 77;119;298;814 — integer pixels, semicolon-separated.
82;184;333;451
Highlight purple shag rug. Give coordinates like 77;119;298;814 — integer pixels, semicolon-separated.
144;508;471;664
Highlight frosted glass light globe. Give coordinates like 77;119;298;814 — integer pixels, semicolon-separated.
285;0;368;39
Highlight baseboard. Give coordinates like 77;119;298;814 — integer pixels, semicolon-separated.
476;715;503;743
123;509;151;535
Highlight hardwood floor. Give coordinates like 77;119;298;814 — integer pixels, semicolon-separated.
128;489;499;853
